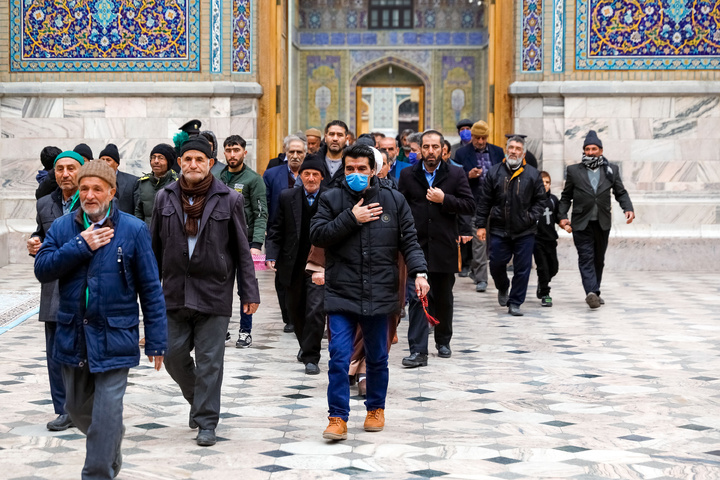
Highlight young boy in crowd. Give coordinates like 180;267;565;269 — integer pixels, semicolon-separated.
535;171;560;307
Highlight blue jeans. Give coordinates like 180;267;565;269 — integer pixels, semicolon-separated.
327;313;389;421
239;311;252;333
489;233;535;306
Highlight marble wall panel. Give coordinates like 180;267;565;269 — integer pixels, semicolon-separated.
230;117;256;140
698;162;720;183
124;118;168;140
695;118;720;140
206;118;232;140
625;162;655;184
147;98;213;119
514;98;543;118
0;98;63;118
678;139;720;162
2;118;83;139
585;97;632;118
631;97;672;118
0;199;35;220
105;98;148;118
83;118;126;140
63;98;106;118
210;98;231;118
651;118;698;140
653;162;698;183
631;119;653;140
564;97;586;119
231;98;257;117
628;139;679;163
673;97;720;119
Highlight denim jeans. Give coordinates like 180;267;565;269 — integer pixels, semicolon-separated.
239;311;252;333
327;313;388;421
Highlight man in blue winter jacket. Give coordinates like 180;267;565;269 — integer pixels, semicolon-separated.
35;160;167;480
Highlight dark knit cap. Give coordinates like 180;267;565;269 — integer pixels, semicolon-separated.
74;143;94;161
583;130;603;149
150;143;178;164
299;157;325;175
99;143;120;164
40;146;62;171
456;118;474;130
355;134;376;147
179;136;213;159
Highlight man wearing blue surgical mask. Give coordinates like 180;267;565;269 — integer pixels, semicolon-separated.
310;144;429;441
406;132;423;165
451;118;474;156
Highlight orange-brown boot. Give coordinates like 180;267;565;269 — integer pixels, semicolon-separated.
323;417;347;440
364;408;385;432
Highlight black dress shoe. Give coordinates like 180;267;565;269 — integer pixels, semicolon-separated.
402;352;428;368
436;344;452;358
283;323;294;333
189;413;198;429
508;304;524;316
498;288;509;307
297;348;303;362
196;428;217;446
47;414;74;431
305;363;320;375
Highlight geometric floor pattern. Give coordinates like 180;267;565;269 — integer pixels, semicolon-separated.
1;263;720;479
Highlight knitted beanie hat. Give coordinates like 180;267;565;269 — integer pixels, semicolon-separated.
78;160;117;190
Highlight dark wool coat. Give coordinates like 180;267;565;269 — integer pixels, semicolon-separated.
310;177;427;317
34;202;167;373
115;170;140;214
32;188;81;323
475;162;547;239
455;142;505;200
265;186;322;287
558;161;634;232
150;177;260;317
398;160;475;273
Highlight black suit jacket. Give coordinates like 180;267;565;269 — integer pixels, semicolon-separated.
398;160;475;273
265;186;321;286
455;142;505;200
115;170;139;214
558;162;633;232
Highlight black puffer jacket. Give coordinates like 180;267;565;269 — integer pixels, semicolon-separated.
475;161;546;239
310;177;427;317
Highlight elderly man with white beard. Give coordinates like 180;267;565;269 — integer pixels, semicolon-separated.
475;136;546;317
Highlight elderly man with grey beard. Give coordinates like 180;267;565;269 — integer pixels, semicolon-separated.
35;160;167;479
151;136;260;447
475;136;546;317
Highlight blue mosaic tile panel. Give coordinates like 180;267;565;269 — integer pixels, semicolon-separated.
10;0;200;72
576;0;720;70
296;31;488;47
211;0;223;73
522;0;543;72
232;0;251;73
552;0;565;73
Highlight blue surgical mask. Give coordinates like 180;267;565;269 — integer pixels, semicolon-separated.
407;152;418;165
459;129;472;142
346;173;369;192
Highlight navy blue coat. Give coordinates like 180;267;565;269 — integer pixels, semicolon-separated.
263;164;295;224
455;142;505;201
34;201;167;373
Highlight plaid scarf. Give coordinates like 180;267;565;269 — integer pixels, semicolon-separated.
179;173;213;236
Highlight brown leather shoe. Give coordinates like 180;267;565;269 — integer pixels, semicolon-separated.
323;417;347;440
364;408;385;432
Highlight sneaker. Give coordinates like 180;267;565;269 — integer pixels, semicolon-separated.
459;268;470;278
475;281;487;292
323;417;348;440
225;332;231;342
47;414;74;431
498;288;509;307
364;408;385;432
585;292;601;309
541;295;553;307
235;332;252;348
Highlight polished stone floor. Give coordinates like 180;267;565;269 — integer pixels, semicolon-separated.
1;262;720;479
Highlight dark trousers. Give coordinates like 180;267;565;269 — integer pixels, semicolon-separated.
534;239;559;297
45;321;66;414
275;273;291;325
489;233;535;306
239;311;252;333
285;274;326;365
407;272;456;353
327;313;388;421
62;364;128;480
572;221;610;295
165;308;230;430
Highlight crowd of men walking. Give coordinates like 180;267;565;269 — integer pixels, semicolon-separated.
27;117;634;478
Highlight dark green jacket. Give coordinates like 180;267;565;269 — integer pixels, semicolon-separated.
134;170;178;227
214;164;268;248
